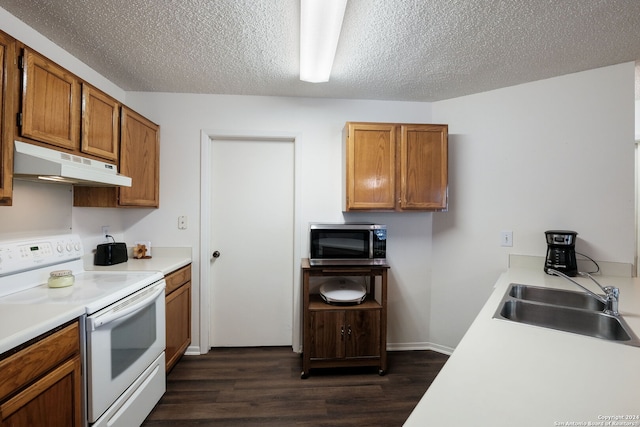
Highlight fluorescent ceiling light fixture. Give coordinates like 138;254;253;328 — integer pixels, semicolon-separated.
300;0;347;83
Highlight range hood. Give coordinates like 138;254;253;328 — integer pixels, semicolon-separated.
13;141;132;187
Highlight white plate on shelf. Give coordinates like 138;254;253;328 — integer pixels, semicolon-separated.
319;278;366;305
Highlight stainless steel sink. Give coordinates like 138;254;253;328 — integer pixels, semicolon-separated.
494;283;640;347
508;284;605;311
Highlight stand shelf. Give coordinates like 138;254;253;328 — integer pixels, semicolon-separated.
301;258;389;378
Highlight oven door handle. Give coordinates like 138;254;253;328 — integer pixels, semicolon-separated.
88;283;165;331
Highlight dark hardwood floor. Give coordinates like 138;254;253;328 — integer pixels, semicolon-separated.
142;347;448;427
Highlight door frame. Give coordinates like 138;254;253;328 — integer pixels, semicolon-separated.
199;129;303;353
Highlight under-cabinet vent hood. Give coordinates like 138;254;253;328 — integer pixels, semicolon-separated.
13;141;132;187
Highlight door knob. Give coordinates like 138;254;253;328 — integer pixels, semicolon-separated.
212;251;221;258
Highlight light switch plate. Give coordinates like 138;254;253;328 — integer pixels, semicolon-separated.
500;231;513;247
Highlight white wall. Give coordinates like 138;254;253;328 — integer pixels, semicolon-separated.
75;93;437;352
635;100;640;141
430;63;636;348
0;181;72;238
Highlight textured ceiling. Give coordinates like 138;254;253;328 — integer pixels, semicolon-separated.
0;0;639;101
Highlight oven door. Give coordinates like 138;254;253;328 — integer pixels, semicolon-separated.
86;279;166;423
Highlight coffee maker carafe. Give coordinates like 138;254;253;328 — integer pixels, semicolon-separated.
544;230;578;276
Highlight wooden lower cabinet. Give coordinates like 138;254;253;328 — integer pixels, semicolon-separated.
165;264;192;372
301;259;389;378
309;308;381;360
0;320;83;427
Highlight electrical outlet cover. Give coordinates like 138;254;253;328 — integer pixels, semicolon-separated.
135;241;152;257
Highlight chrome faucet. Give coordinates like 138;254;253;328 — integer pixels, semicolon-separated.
547;269;619;315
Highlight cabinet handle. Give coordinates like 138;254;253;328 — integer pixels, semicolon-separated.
347;325;352;339
341;325;345;340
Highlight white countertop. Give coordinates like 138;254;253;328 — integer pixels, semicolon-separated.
84;247;192;276
0;304;85;354
404;267;640;426
0;247;191;356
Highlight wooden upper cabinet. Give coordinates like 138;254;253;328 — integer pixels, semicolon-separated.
119;106;159;207
20;48;80;150
19;49;120;162
73;105;160;208
0;31;16;205
399;124;448;210
81;83;119;162
344;123;396;210
344;122;448;211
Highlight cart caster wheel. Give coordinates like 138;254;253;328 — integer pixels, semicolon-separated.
378;369;386;376
301;371;309;379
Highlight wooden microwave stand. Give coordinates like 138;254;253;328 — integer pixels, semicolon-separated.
301;258;389;379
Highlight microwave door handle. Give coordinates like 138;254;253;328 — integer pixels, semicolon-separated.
369;233;374;259
88;283;165;331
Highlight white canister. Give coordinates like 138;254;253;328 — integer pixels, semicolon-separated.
48;270;75;288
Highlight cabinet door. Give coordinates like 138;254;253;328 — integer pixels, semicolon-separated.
0;32;16;204
345;310;381;358
81;83;119;162
399;124;448;210
0;356;83;427
119;106;160;207
309;310;345;359
345;123;396;210
165;281;191;372
21;48;80;150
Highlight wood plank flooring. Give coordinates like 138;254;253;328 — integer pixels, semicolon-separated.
142;347;448;427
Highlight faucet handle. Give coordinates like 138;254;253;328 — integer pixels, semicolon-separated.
603;286;619;297
603;286;620;315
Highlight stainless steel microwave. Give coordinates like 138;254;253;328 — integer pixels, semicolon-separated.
309;223;387;266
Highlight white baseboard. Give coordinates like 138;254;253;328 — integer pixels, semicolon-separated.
184;343;455;357
184;345;202;356
387;342;454;356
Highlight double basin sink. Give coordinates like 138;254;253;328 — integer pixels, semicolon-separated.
493;283;640;346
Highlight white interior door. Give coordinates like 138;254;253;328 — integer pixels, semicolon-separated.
210;138;294;346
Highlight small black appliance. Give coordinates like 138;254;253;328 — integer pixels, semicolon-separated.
544;230;578;276
94;235;128;266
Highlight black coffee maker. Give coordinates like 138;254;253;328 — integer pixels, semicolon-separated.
544;230;578;276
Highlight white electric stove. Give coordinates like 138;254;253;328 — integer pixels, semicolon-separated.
0;234;162;312
0;234;166;427
0;264;163;314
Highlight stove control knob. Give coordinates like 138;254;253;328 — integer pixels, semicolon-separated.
74;243;81;252
66;243;73;252
56;244;64;253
